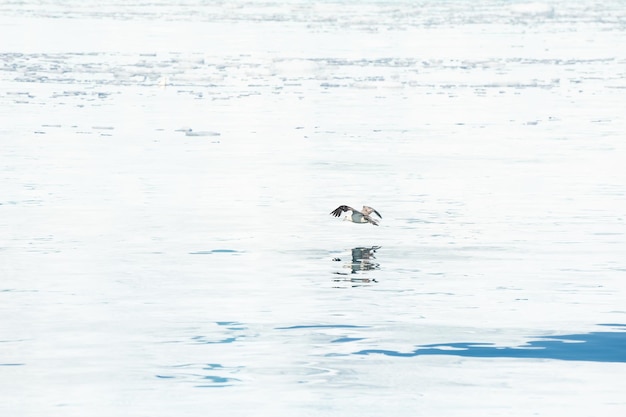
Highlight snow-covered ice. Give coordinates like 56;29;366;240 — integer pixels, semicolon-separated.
1;1;625;416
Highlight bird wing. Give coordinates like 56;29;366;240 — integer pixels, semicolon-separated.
363;214;379;226
330;205;354;217
362;206;382;219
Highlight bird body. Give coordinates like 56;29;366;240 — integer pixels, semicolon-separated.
330;205;382;226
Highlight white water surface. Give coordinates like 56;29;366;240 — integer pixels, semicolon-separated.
1;1;626;416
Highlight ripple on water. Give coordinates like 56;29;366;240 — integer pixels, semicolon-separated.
189;249;243;255
156;363;242;388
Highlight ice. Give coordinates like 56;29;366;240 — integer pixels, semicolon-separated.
1;1;626;416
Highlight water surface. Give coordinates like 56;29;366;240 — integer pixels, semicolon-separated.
1;1;625;416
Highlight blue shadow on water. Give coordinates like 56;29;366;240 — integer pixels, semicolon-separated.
354;324;626;363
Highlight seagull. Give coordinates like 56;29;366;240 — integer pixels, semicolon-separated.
330;205;382;226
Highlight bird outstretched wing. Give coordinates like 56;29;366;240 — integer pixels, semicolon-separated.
330;205;354;217
362;206;382;219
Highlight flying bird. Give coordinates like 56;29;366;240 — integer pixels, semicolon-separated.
330;205;382;226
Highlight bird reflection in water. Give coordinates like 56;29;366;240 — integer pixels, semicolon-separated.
332;246;381;286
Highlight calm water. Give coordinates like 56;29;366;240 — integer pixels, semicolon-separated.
1;1;626;416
